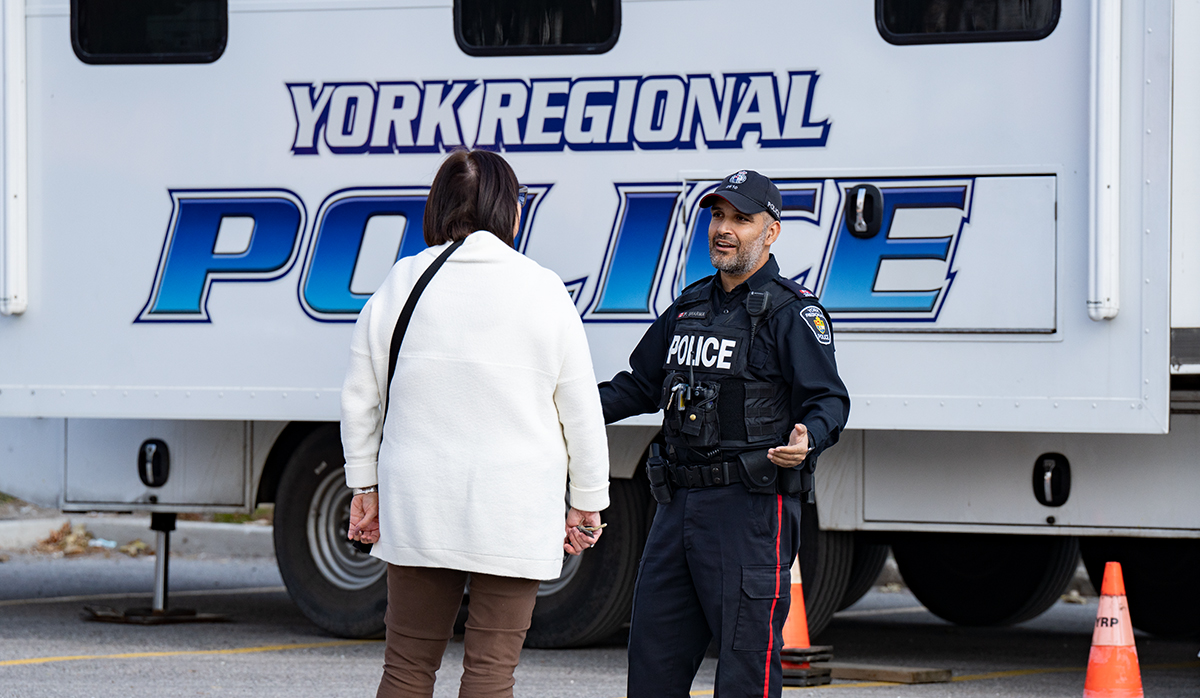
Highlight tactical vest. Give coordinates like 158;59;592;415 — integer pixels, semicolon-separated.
659;274;815;464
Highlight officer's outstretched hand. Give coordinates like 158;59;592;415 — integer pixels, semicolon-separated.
768;424;810;469
564;507;602;555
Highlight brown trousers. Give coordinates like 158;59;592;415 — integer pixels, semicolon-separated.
376;565;540;698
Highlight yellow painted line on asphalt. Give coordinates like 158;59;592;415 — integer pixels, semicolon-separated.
951;659;1200;682
0;586;288;607
677;659;1200;695
686;683;908;695
951;666;1082;681
0;639;380;667
1145;660;1200;670
785;681;901;690
833;606;927;618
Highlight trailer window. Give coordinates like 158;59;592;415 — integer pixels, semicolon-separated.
72;0;227;64
456;0;620;56
878;0;1059;44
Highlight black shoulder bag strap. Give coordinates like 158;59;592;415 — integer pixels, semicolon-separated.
382;237;465;424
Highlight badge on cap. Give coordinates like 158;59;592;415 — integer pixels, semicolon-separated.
729;170;748;184
800;305;832;345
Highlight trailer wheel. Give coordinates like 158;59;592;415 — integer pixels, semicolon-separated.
274;425;387;638
837;537;890;611
799;501;854;638
891;533;1078;626
1080;537;1200;639
525;475;654;648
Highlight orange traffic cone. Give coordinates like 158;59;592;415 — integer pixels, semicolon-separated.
780;559;832;687
1083;561;1144;698
782;557;812;651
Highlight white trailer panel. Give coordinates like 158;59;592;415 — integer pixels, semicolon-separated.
0;0;1174;437
63;419;249;510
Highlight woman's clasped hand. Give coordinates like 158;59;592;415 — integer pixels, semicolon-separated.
563;506;603;554
347;491;379;544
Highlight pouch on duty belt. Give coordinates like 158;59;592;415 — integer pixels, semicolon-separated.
737;449;777;494
645;443;673;504
737;449;815;496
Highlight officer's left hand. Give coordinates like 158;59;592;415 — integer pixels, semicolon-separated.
768;424;810;468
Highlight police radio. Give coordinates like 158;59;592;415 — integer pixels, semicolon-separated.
746;290;772;352
664;366;721;449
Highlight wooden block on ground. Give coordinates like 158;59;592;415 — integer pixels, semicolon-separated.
782;665;832;687
781;645;834;661
827;662;952;684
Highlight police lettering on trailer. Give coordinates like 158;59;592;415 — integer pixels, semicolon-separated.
598;169;850;698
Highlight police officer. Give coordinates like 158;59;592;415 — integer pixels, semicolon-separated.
599;170;850;698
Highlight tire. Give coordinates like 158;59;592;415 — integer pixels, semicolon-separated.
274;425;388;638
837;537;890;611
891;533;1079;626
525;475;654;648
798;500;854;638
1080;537;1200;639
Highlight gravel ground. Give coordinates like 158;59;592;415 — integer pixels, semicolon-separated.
0;496;60;521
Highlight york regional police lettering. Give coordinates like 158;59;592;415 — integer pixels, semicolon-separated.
288;71;830;155
667;335;737;372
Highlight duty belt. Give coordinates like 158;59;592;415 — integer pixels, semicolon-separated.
667;462;743;488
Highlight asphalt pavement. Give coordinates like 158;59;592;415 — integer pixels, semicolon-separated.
0;547;1196;698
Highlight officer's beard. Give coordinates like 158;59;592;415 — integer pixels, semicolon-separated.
710;219;770;276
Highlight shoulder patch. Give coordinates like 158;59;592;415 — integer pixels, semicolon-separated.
775;276;819;302
800;305;832;345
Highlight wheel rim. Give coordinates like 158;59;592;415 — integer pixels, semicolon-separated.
306;466;386;591
538;549;585;597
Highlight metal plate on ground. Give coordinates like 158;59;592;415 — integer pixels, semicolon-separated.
82;606;229;625
828;662;952;684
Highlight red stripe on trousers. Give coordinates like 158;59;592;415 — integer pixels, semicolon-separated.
763;494;783;698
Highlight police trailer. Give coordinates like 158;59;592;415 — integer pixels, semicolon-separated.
0;0;1197;643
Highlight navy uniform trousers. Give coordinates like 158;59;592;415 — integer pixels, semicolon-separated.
627;482;803;698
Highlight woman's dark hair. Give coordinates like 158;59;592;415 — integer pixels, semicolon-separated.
424;149;519;247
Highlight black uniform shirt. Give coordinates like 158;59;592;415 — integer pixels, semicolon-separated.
598;255;851;460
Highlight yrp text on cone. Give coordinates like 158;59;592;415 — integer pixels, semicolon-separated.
1083;561;1143;698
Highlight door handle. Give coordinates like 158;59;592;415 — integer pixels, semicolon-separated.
855;187;868;233
845;184;883;239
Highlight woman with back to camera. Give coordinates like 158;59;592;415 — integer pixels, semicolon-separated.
340;149;610;698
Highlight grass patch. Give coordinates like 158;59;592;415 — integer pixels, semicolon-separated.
213;505;274;525
0;492;15;504
178;504;274;524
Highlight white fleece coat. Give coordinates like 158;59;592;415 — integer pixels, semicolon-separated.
340;231;610;580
